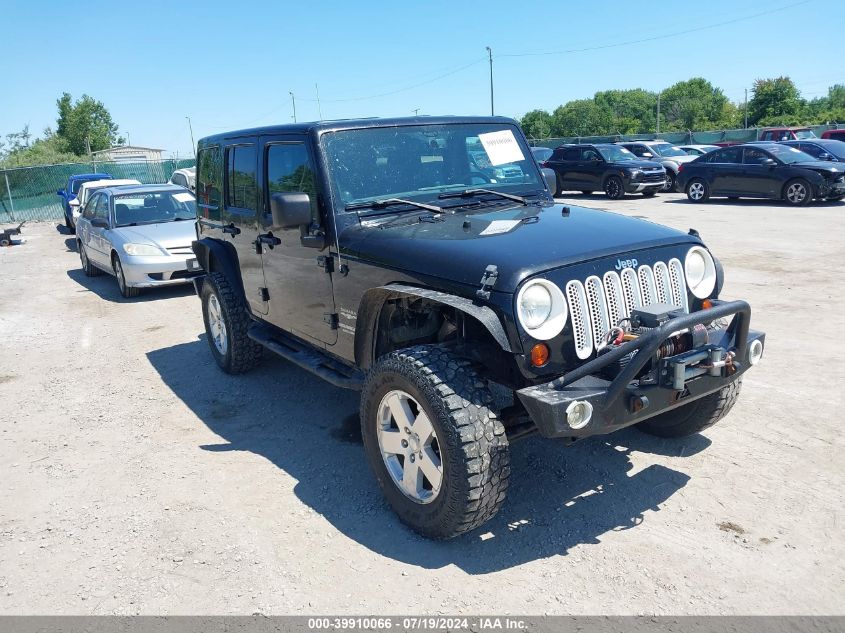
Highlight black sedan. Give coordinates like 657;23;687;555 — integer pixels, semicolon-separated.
676;142;845;206
780;138;845;164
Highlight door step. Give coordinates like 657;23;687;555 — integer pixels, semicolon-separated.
247;323;364;390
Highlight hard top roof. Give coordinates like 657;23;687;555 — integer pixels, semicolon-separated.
198;115;518;146
99;183;188;196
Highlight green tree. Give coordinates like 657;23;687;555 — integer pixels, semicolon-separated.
747;77;804;126
659;78;735;131
551;99;614;137
594;89;657;134
519;109;553;139
55;92;124;155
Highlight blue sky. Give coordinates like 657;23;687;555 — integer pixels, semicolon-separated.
3;0;843;157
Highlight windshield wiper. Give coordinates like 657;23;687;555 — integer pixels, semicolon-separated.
345;197;446;214
438;188;527;205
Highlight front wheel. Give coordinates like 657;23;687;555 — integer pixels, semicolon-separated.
686;178;710;202
636;380;742;438
783;178;812;206
201;272;264;374
113;255;140;298
360;345;510;539
604;176;624;200
663;171;676;192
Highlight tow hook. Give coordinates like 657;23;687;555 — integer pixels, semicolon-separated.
702;350;736;376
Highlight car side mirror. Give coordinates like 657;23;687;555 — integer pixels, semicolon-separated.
57;189;65;196
762;158;777;167
91;218;109;228
818;153;832;161
69;199;80;207
541;168;556;193
270;192;312;229
642;152;653;158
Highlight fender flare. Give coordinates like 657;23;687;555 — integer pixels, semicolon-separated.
191;238;244;299
354;283;513;370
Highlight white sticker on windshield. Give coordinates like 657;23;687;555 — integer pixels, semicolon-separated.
478;130;525;166
173;192;195;203
479;219;521;236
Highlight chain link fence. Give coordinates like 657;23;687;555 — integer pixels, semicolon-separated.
526;124;841;148
0;158;196;223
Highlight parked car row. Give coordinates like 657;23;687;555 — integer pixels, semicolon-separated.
57;168;200;297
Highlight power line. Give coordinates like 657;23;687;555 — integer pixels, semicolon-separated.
497;0;813;58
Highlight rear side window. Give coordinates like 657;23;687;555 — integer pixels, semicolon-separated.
171;173;187;187
709;147;742;164
226;145;257;210
561;148;580;161
196;146;222;212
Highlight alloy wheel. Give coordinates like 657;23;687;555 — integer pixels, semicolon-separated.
377;389;443;504
689;182;705;200
207;294;228;355
786;182;807;204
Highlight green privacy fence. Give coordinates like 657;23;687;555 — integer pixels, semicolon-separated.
0;158;196;223
527;124;841;148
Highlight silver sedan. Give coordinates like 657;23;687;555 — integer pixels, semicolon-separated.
75;184;201;298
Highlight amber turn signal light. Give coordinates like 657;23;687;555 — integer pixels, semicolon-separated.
530;343;550;367
702;298;714;309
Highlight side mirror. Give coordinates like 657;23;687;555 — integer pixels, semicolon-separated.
69;199;80;207
541;168;557;193
269;192;312;229
642;152;654;158
57;189;65;196
818;153;833;161
762;158;777;167
91;218;109;228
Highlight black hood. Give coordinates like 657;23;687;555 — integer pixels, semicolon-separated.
340;202;700;293
794;160;844;176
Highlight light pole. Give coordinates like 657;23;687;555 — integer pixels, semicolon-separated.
185;116;195;157
412;108;420;116
744;88;749;129
656;92;661;134
485;46;494;116
290;92;297;123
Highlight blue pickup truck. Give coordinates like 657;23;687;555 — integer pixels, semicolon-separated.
57;173;112;229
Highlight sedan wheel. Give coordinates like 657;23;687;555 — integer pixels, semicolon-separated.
686;179;710;202
113;256;140;298
784;179;811;206
663;171;676;192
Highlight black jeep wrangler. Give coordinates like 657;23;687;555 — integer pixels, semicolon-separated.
190;116;765;539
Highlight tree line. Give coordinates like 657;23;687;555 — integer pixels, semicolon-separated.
0;93;123;168
520;76;845;139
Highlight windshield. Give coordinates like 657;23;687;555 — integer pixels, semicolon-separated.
113;191;196;226
764;145;817;164
531;147;553;161
795;130;816;140
651;143;687;157
320;123;543;208
597;146;637;162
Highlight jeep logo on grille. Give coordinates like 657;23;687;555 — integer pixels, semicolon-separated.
614;257;638;270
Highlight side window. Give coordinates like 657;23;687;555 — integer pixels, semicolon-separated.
628;145;646;157
561;148;580;161
743;148;769;165
266;143;319;223
196;145;222;215
581;148;600;161
82;193;99;219
172;173;187;187
711;147;742;163
226;145;257;210
799;143;821;158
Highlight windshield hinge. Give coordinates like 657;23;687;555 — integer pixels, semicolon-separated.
476;264;499;301
317;255;334;273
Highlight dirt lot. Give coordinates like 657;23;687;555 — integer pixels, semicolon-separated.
0;193;843;615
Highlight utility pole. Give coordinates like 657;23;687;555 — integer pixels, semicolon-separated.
744;88;749;129
412;108;420;116
290;92;297;123
85;136;96;172
315;83;323;121
185;116;195;157
656;93;661;134
485;46;494;116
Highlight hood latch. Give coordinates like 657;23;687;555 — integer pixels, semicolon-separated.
476;265;499;301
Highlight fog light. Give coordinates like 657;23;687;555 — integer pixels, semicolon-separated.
748;339;764;365
530;343;550;367
566;400;593;430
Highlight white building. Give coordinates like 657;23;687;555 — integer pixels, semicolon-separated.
91;145;164;162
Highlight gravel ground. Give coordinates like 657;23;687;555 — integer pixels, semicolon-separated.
0;193;843;615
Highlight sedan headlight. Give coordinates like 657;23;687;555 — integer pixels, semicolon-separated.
123;243;164;256
685;246;717;299
516;279;568;340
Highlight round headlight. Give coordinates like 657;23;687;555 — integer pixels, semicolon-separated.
516;279;568;341
685;246;717;299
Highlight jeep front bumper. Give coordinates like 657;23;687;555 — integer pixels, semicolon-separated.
516;300;765;439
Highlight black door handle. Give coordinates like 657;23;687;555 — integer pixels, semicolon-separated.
222;223;241;236
257;233;281;247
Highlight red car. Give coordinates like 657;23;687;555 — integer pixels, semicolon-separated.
758;127;816;142
821;129;845;141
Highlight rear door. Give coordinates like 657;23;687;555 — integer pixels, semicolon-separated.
258;135;336;345
221;140;269;315
707;147;744;193
579;147;604;189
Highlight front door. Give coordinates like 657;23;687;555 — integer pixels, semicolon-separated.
87;193;111;267
258;135;336;346
221;140;268;315
740;147;780;197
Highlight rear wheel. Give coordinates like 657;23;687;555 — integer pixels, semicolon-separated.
663;171;676;192
686;178;710;202
201;271;263;374
360;345;510;539
637;380;742;438
783;178;812;206
113;255;140;298
79;242;102;277
604;176;624;200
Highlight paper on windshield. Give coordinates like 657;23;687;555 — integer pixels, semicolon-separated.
173;192;195;203
478;130;525;166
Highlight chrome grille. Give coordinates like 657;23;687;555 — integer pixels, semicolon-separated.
565;259;688;358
